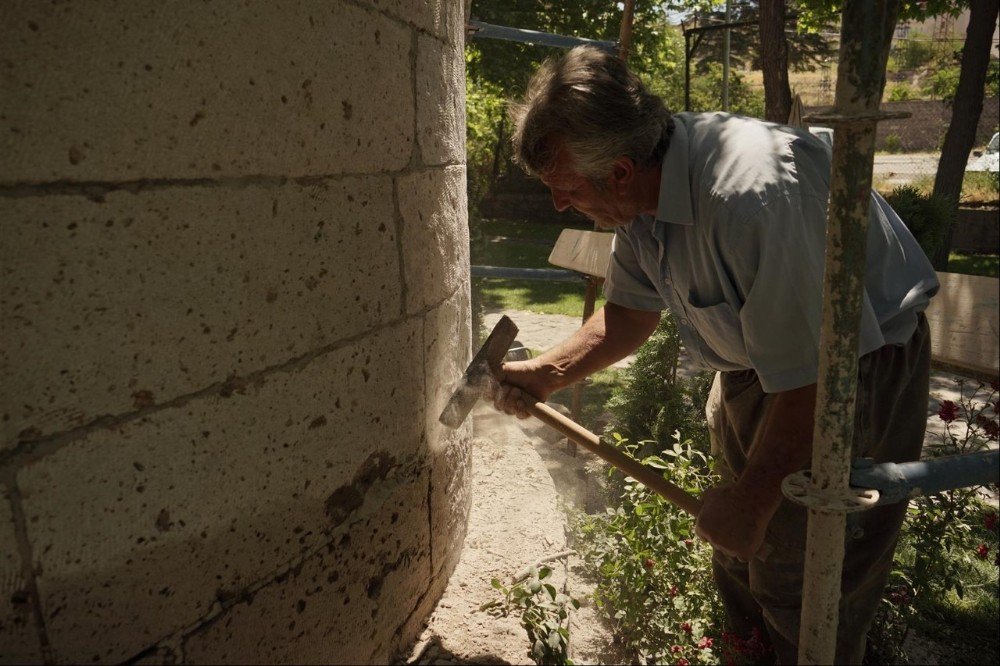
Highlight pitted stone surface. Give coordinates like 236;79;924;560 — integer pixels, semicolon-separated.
183;467;431;664
370;0;465;44
398;166;469;314
0;2;412;182
416;36;466;165
0;494;42;663
1;178;399;448
17;320;423;664
424;289;473;577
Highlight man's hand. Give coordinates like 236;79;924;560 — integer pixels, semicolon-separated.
488;359;559;419
695;482;780;562
486;303;660;419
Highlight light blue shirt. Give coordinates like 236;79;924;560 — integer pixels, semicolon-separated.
604;112;939;393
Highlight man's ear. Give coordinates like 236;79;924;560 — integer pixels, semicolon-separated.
608;156;635;195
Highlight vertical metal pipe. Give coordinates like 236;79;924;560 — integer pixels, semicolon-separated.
796;2;901;663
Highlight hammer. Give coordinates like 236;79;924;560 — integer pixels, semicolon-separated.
439;315;702;516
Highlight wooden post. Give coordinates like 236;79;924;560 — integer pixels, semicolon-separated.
568;276;601;455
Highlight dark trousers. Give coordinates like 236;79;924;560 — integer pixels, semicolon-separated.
706;315;931;664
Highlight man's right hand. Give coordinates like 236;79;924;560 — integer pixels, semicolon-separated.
487;359;561;419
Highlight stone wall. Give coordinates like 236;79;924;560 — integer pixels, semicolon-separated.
0;1;471;663
872;98;999;152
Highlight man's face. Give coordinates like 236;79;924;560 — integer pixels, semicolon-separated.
539;146;636;230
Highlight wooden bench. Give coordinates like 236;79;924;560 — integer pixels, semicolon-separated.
549;229;999;383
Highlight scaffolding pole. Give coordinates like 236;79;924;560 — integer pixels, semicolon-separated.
791;2;903;663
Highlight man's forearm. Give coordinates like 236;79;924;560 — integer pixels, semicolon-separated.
695;382;817;559
496;303;660;408
737;383;817;515
529;302;661;392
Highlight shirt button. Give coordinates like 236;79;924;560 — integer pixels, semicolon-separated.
680;317;689;326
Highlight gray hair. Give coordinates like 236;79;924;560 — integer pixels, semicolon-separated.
508;45;674;180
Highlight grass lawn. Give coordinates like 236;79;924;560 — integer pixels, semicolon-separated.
948;253;1000;278
472;217;606;316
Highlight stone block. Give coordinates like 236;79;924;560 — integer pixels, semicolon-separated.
183;467;431;664
0;492;42;664
416;36;466;166
0;1;412;182
16;320;424;664
1;178;400;448
398;166;469;314
423;289;473;577
368;0;464;45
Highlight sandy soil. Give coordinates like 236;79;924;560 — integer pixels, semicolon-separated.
404;404;629;665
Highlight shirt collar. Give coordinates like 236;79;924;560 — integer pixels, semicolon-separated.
654;115;694;228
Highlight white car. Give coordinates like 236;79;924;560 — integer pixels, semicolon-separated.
967;132;999;173
808;126;835;149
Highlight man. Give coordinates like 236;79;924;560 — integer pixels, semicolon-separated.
491;45;938;663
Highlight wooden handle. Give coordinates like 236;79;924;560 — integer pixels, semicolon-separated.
526;401;702;516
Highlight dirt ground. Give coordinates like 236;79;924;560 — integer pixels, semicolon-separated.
402;357;994;665
404;403;627;665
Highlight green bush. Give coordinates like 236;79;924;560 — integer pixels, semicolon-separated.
921;65;961;102
884;185;954;260
574;435;727;664
889;34;941;71
888;84;914;102
884;133;903;153
603;313;713;460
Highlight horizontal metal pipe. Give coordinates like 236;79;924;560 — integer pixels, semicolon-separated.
851;449;999;505
467;20;617;52
471;265;581;282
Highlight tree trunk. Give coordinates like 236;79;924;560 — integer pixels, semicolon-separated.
931;0;999;270
759;0;792;123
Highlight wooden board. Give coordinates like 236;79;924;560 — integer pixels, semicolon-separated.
925;271;999;382
547;229;614;278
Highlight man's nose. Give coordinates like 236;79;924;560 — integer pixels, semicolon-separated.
550;189;571;212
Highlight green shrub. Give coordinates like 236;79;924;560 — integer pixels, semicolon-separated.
888;84;914;102
574;435;726;664
884;185;954;260
884;133;903;153
604;313;713;460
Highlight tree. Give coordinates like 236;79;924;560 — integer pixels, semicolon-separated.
759;0;793;121
931;0;999;270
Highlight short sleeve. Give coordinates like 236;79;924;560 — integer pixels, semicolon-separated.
603;228;665;312
732;194;886;393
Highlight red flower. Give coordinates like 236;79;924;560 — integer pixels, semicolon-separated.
643;557;656;570
974;414;999;440
669;585;679;597
683;539;694;547
975;543;989;559
698;636;715;649
985;513;997;531
676;659;690;666
938;400;960;423
671;645;683;653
